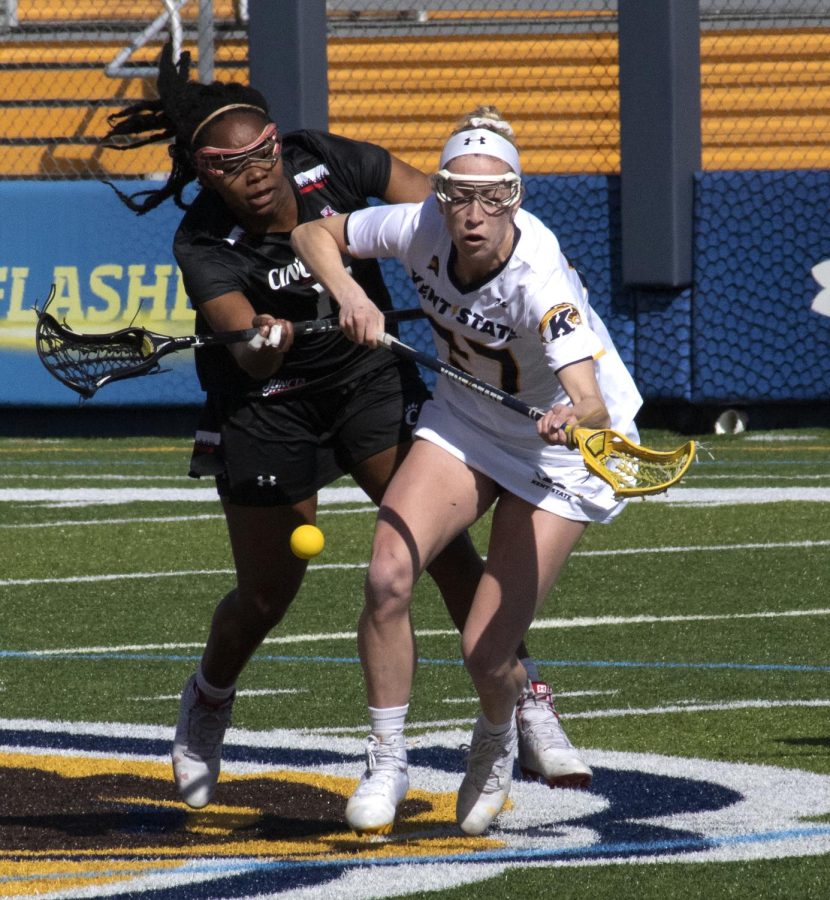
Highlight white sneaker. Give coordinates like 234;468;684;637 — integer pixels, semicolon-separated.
171;674;234;809
456;716;518;835
516;681;592;788
345;733;409;835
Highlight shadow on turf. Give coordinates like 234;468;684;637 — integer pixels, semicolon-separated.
776;736;830;750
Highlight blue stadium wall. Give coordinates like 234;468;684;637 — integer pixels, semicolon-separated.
1;171;829;408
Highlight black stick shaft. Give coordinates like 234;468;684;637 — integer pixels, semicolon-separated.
377;331;546;421
207;307;427;345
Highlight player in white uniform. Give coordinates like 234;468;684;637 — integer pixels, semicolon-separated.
286;107;643;836
347;177;641;523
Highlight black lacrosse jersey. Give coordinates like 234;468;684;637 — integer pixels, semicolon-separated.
173;130;397;398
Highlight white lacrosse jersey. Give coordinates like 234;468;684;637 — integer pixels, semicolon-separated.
346;197;644;521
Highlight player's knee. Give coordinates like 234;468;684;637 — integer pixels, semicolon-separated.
462;637;513;687
223;585;293;632
365;550;414;620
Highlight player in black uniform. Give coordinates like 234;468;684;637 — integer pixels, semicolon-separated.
103;45;584;813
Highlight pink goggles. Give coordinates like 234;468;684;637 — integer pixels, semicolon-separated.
194;123;281;178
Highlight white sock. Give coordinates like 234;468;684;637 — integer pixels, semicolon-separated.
480;714;513;737
369;704;409;739
195;666;235;703
520;657;540;682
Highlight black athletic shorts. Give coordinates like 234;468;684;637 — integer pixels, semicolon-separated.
189;357;429;506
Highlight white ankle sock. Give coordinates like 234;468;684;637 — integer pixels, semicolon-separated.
369;704;409;739
195;667;235;703
481;714;513;738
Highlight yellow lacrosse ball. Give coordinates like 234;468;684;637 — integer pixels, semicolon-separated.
290;524;325;560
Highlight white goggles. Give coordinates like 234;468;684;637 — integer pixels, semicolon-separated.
432;169;522;209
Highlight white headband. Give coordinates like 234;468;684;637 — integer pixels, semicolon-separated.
439;128;522;175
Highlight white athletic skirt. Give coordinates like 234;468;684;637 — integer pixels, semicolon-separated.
414;389;628;525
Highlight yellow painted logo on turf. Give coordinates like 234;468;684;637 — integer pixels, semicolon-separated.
0;750;503;897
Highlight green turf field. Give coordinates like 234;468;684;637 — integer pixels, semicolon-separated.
0;428;828;899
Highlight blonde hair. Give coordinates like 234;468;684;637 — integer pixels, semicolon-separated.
451;105;517;146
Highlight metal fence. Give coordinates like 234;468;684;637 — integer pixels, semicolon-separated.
1;0;829;180
1;1;829;411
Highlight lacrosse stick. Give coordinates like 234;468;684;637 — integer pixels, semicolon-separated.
377;331;695;498
33;286;425;398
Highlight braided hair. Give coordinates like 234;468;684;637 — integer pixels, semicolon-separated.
102;41;270;215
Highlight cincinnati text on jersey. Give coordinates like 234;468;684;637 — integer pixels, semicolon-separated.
410;272;518;341
267;259;320;291
261;375;307;397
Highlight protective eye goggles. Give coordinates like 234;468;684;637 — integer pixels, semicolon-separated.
193;123;281;178
432;169;523;208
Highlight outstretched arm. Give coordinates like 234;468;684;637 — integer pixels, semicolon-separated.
199;290;290;379
290;216;385;347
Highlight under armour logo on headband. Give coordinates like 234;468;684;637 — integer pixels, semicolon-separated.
439;127;522;174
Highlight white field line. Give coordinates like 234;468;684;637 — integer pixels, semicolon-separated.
3;698;830;744
1;471;827;483
566;698;830;720
0;474;186;481
743;432;819;441
0;486;369;506
2;485;830;508
441;689;619;705
0;568;238;587
531;606;830;629
7;607;830;658
294;698;830;733
651;487;830;505
133;688;308;702
0;514;226;529
0;507;376;529
2;539;827;588
689;473;830;480
571;539;830;557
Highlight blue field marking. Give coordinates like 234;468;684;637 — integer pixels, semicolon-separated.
531;658;830;674
0;726;351;766
0;651;205;662
2;648;829;673
3;825;829;889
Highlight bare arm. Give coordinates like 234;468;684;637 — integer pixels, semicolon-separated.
199;291;292;379
288;155;428;347
290;215;385;347
536;358;610;445
383;155;430;203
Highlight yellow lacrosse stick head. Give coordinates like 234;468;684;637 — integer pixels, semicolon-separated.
568;427;696;498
